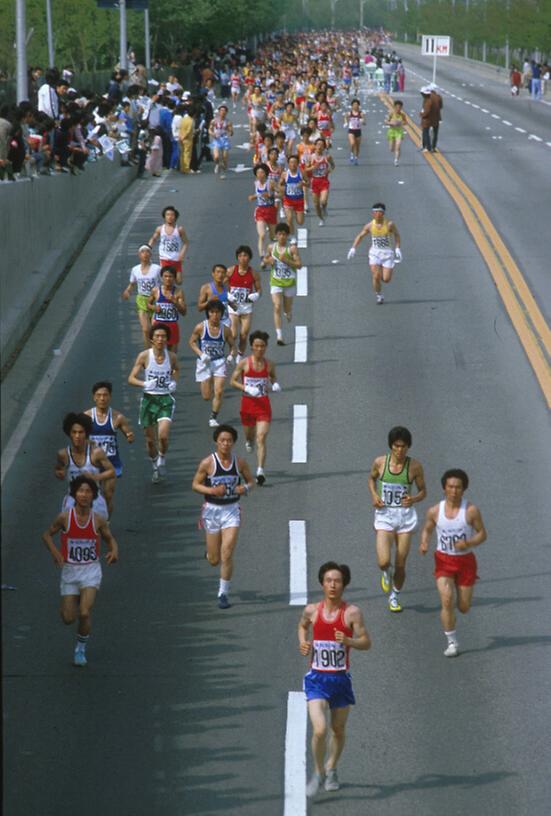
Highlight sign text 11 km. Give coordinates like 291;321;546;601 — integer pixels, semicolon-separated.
421;35;451;84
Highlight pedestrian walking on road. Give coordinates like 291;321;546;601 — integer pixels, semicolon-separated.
42;475;118;668
298;561;371;797
192;425;254;609
420;469;487;657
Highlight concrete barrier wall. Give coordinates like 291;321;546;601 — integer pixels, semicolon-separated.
0;157;136;372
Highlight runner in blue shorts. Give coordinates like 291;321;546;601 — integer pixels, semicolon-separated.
298;561;371;797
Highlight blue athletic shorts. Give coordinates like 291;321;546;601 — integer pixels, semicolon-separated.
211;136;231;151
303;670;355;709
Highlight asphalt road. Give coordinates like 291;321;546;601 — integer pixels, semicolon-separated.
2;60;551;816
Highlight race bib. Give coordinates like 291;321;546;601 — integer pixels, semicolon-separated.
381;481;408;507
311;640;347;672
230;287;249;303
66;537;98;565
91;434;117;458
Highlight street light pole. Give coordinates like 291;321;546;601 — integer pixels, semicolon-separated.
360;0;367;28
119;0;128;70
330;0;341;30
45;0;55;67
144;6;151;70
16;0;28;102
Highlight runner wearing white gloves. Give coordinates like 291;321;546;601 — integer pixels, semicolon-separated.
347;203;401;304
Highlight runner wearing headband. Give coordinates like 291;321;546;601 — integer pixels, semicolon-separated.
347;203;402;304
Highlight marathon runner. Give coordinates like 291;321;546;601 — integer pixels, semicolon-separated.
344;98;365;165
367;426;426;612
189;299;236;428
121;244;161;348
208;104;233;179
148;205;189;284
385;99;407;166
55;412;114;519
420;469;487;657
249;163;278;261
197;263;231;331
263;222;302;346
127;323;179;483
347;202;402;304
307;137;335;227
281;154;308;236
226;245;262;361
42;475;119;667
230;330;280;485
298;561;371;797
147;265;187;353
85;382;134;517
192;425;254;609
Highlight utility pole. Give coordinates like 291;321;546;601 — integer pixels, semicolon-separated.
119;0;128;70
330;0;341;30
360;0;367;28
45;0;55;67
16;0;28;102
144;6;151;70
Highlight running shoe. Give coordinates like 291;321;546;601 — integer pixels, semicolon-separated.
220;173;226;180
218;593;231;609
306;773;323;798
256;473;266;486
277;338;285;346
156;457;166;477
324;768;340;792
444;641;459;657
245;440;253;453
284;312;292;322
394;157;399;166
304;204;309;213
376;293;384;305
73;649;87;667
349;154;354;163
389;596;403;613
151;465;160;484
318;219;325;227
209;418;220;428
214;163;219;174
380;571;390;594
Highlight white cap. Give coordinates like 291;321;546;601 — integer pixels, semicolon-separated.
182;91;191;99
420;86;431;94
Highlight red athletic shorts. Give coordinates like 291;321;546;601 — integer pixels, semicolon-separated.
240;396;272;426
255;205;277;225
434;551;478;587
152;320;180;346
283;197;304;213
311;177;330;196
160;259;182;276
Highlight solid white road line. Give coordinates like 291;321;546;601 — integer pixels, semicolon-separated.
1;177;166;485
284;691;307;816
296;266;308;297
289;520;307;606
292;405;308;463
294;326;308;363
297;227;308;249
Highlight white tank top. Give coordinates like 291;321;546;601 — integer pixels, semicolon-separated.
436;499;474;556
130;263;161;296
66;445;101;489
144;348;172;394
159;224;182;261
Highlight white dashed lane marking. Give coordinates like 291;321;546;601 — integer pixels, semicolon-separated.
292;405;308;463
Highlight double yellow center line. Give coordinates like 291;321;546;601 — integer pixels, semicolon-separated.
381;94;551;408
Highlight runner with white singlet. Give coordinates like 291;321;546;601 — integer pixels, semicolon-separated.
347;202;402;304
148;205;189;284
121;244;161;348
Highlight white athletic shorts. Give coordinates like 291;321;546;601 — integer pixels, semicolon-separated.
201;502;241;533
60;562;102;595
270;284;296;296
196;357;227;382
374;506;418;533
369;248;395;269
62;493;108;519
228;303;253;316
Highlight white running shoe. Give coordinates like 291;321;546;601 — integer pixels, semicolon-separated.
324;768;340;792
318;219;325;227
245;440;253;453
376;293;384;305
151;464;160;483
73;649;87;667
209;417;220;428
306;773;323;798
394;157;399;166
214;163;219;174
156;457;166;477
444;641;459;658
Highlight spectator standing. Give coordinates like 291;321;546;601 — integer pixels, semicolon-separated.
179;104;194;174
428;84;443;152
146;127;163;177
531;61;542;100
159;96;173;168
396;60;405;92
38;69;61;120
510;65;522;96
420;87;434;152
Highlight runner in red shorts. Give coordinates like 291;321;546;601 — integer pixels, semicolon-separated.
307;137;335;227
248;163;278;261
230;330;281;486
420;469;487;658
147;266;187;352
280;154;308;236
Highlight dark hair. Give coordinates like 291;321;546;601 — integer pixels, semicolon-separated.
441;469;469;490
372;202;386;212
149;323;170;339
162;206;179;219
160;265;177;277
351;98;360;106
394;100;403;107
235;245;253;259
212;263;227;273
205;298;225;316
69;474;99;500
318;561;351;587
249;330;269;346
63;412;92;437
213;424;238;442
275;222;290;234
288;154;299;163
253;162;270;177
92;381;112;395
315;137;327;146
388;426;412;448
